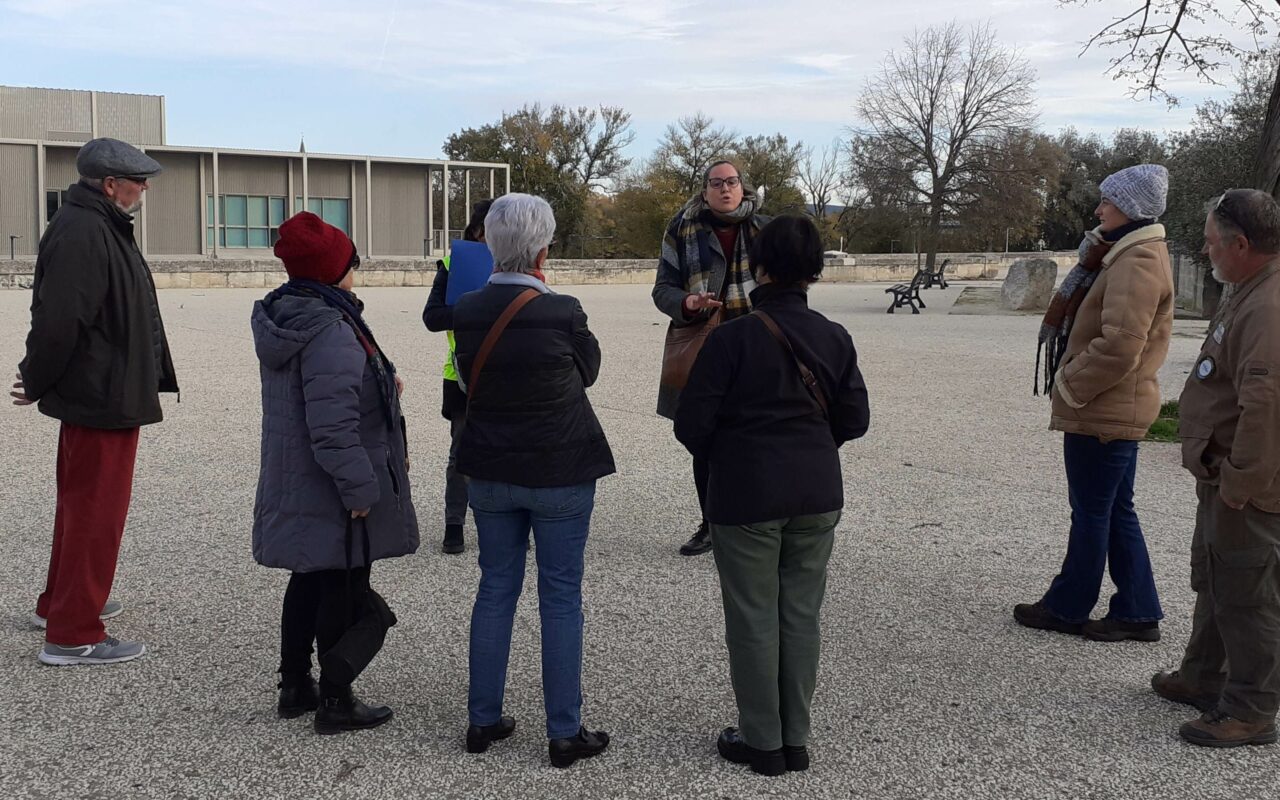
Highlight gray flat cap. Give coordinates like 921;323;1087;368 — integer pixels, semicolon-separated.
76;138;163;179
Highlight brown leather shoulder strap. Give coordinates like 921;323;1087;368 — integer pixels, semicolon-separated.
468;288;541;402
752;310;830;419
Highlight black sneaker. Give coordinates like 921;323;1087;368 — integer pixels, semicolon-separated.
717;727;785;776
549;726;610;768
679;523;712;556
1082;617;1160;642
1013;602;1083;635
442;524;464;555
465;716;516;753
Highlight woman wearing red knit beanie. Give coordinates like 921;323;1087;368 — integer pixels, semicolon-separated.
249;212;420;735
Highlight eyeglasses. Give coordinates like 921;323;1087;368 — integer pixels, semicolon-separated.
707;177;742;190
1214;189;1253;245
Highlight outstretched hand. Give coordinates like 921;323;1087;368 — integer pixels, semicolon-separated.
683;292;723;314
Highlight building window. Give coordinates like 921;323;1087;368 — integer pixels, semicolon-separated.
294;197;350;234
207;195;286;249
46;190;68;223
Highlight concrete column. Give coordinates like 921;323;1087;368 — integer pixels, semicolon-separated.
366;159;373;257
211;151;220;259
427;167;435;256
198;156;207;255
36;143;46;239
442;162;450;254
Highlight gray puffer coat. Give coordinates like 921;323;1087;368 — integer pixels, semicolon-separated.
250;292;419;572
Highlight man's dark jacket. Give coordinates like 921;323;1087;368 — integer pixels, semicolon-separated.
19;182;178;429
674;283;870;525
452;282;616;488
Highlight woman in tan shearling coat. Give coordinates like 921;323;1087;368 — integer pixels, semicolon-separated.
1016;164;1174;643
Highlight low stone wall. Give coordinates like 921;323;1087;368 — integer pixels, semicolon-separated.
0;251;1076;290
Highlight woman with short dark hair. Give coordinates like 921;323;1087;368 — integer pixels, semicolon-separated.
674;215;870;776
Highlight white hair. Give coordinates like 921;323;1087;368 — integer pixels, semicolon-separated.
484;193;556;274
80;176;104;189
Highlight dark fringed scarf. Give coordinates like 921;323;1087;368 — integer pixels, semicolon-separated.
271;279;400;429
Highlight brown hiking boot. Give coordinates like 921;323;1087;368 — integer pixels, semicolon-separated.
1179;710;1278;748
1151;670;1219;712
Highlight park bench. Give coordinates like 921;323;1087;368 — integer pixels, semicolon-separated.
885;269;928;314
924;258;950;289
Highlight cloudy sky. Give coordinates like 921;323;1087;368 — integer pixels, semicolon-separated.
0;0;1263;163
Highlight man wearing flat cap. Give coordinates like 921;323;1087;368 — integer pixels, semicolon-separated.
11;137;179;666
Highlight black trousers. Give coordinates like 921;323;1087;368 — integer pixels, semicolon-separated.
694;455;710;525
279;567;371;693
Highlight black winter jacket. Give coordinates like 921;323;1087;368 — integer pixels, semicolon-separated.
19;182;178;429
452;281;616;487
674;283;870;525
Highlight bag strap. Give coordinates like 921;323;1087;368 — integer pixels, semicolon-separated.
468;288;541;402
752;310;830;419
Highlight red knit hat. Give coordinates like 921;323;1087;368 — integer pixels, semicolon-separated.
273;211;357;284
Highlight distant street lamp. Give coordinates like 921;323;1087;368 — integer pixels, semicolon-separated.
1005;228;1012;253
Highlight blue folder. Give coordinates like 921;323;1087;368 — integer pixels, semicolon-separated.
444;239;495;305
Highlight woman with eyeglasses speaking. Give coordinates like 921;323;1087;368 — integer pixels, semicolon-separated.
653;159;771;558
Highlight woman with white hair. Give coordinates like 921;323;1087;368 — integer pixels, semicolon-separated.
451;193;616;768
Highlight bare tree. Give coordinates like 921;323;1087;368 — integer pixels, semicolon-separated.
855;22;1038;269
799;142;845;222
1060;0;1280;195
653;113;739;197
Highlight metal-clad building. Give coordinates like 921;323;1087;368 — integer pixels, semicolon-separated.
0;86;509;259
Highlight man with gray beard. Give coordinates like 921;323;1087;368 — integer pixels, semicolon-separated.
11;138;178;666
1152;188;1280;747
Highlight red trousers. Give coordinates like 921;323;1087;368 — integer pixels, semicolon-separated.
35;422;140;646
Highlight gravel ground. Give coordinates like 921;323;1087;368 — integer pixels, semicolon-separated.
2;282;1273;800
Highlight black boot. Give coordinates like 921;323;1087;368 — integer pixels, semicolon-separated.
313;686;394;735
442;524;465;555
549;726;610;768
276;672;320;719
783;745;809;772
465;716;517;753
679;522;712;556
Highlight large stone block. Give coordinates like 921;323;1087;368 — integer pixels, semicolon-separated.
1001;258;1058;311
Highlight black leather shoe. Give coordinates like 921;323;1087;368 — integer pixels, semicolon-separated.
1013;602;1083;636
313;689;393;735
717;727;786;776
442;524;465;555
679;523;712;556
783;745;809;772
277;673;320;719
1083;617;1160;642
466;716;517;753
549;726;610;768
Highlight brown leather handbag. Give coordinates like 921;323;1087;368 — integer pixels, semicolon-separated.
660;307;723;391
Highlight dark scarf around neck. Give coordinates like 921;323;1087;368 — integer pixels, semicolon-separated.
272;279;399;428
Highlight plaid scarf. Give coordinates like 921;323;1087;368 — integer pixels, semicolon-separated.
1035;229;1111;396
272;279;400;429
664;193;764;320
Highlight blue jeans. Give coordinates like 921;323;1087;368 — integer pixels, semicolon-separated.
467;479;596;739
1041;433;1163;624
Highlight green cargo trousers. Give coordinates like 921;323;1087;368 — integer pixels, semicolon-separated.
711;511;840;751
1179;482;1280;723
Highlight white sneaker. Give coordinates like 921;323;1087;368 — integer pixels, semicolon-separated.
30;599;124;630
39;636;146;666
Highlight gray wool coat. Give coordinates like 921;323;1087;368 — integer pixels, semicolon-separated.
250;293;419;573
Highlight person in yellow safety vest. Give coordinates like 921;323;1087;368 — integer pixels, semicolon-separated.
422;199;492;554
